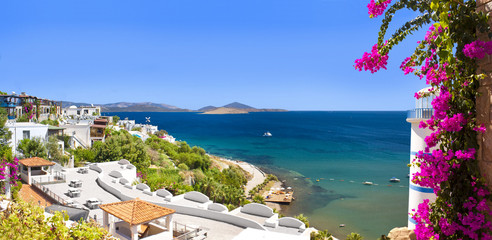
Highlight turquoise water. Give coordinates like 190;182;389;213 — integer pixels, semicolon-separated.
106;111;410;239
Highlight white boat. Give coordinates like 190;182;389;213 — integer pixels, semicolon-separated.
363;181;373;185
263;131;272;137
389;177;401;183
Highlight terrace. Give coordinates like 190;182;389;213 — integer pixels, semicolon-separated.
40;160;314;240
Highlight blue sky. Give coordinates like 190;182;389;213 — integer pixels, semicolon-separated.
0;0;429;110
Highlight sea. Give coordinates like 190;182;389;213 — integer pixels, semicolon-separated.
104;111;411;239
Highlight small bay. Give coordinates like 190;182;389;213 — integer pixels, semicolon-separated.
105;111;410;239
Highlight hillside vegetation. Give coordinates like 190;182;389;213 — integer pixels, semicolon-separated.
71;131;251;208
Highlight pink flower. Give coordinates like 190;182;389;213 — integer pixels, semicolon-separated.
400;57;415;75
431;89;451;120
440;113;466;132
419;120;428;129
473;124;486;133
367;0;391;18
424;25;443;43
439;218;457;236
354;43;389;73
424;131;439;148
455;148;476;160
463;40;492;59
413;199;440;240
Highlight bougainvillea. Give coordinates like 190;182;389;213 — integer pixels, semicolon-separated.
0;157;20;188
22;102;34;120
354;43;389;73
356;0;492;239
367;0;392;18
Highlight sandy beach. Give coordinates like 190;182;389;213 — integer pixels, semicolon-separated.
211;156;286;212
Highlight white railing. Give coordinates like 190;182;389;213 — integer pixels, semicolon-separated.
31;171;66;184
31;178;68;206
173;222;208;240
407;108;434;119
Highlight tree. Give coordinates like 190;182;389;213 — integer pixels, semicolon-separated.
0;199;114;239
0;108;12;160
17;138;47;158
46;135;63;162
154;130;168;137
252;194;265;204
346;233;363;240
112;115;120;125
311;230;333;240
294;214;310;228
93;130;150;171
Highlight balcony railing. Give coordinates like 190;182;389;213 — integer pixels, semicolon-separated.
173;222;208;240
32;178;68;206
0;103;17;108
407;108;434;119
31;171;66;184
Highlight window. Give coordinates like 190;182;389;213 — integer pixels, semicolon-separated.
77;110;81;115
22;130;30;140
84;109;89;114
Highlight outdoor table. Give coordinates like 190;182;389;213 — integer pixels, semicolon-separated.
68;188;81;198
86;198;101;209
69;180;82;188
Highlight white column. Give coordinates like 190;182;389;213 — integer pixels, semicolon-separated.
27;167;31;185
103;212;109;230
407;120;438;229
109;215;116;236
5;166;11;199
166;214;173;233
131;225;139;240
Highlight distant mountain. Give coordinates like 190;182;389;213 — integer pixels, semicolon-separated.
201;107;249;115
60;101;92;108
103;102;180;110
60;100;286;113
197;106;218;112
60;101;190;112
222;102;253;109
198;102;287;114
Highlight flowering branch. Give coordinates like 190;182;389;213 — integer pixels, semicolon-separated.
356;0;492;239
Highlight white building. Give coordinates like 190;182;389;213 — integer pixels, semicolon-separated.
5;122;49;156
117;119;136;131
406;87;437;228
61;122;91;149
134;124;158;135
60;118;108;149
63;105;101;118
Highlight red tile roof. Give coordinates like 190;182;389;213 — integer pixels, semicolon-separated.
99;198;175;225
19;157;55;167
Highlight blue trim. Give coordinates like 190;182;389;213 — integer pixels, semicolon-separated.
409;184;434;193
408;216;417;225
410;151;432;156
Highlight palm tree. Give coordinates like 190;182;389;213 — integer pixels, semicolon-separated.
346;233;363;240
248;189;255;198
252;194;265;204
310;230;333;240
294;214;310;228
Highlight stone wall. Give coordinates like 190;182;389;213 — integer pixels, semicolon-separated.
476;0;492;215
